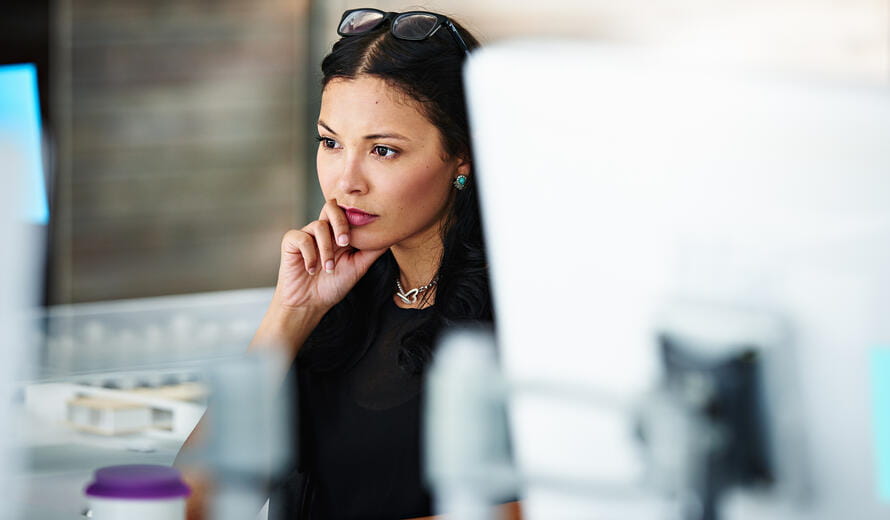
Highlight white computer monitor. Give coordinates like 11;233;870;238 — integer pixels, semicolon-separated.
465;41;890;519
0;63;49;225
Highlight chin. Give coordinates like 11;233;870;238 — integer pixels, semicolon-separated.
348;231;394;252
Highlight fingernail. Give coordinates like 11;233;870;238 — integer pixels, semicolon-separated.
337;234;349;246
325;260;334;273
308;267;317;276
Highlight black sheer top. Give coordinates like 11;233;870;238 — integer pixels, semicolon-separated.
271;299;435;520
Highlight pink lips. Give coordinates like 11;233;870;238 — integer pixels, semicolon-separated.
342;206;379;227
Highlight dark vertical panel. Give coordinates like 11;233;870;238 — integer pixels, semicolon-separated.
0;0;55;306
0;0;51;126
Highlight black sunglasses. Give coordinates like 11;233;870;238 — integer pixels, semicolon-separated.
337;8;471;56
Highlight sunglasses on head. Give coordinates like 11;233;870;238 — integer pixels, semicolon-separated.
337;8;471;56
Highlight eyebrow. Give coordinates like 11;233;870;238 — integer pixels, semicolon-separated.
317;120;411;141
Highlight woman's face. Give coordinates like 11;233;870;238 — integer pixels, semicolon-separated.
316;75;468;251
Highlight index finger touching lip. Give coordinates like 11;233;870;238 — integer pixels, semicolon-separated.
321;199;350;247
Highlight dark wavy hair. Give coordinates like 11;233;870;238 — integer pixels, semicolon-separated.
299;14;490;374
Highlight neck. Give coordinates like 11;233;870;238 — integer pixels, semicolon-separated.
390;229;443;293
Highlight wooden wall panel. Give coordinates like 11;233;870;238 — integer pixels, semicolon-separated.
54;0;309;303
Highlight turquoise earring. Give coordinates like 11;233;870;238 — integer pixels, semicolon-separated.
453;174;468;190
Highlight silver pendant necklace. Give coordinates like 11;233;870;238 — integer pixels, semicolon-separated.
395;276;438;305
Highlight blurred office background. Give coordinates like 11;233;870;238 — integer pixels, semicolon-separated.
2;0;886;305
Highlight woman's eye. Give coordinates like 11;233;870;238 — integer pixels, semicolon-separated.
316;136;339;149
373;145;397;158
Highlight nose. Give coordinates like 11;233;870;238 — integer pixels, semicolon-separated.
338;151;369;195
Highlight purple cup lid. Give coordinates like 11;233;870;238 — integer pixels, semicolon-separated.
85;464;191;500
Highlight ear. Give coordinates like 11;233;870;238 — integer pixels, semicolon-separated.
456;158;471;177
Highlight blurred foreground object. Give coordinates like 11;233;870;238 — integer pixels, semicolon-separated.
1;61;48;520
203;351;291;520
641;303;790;520
457;40;890;519
84;464;190;520
426;329;516;520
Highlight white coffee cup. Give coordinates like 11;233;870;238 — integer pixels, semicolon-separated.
85;464;190;520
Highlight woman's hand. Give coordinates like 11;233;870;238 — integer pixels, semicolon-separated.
272;199;387;313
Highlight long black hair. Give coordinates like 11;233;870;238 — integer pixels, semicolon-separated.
299;14;490;374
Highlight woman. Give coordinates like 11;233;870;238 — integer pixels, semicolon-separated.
178;8;518;519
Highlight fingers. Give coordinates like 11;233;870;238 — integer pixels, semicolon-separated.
319;199;351;248
304;220;336;274
280;200;361;278
281;217;343;276
281;229;319;275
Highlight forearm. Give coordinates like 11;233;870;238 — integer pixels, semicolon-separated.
174;414;212;520
408;500;523;520
248;298;326;372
